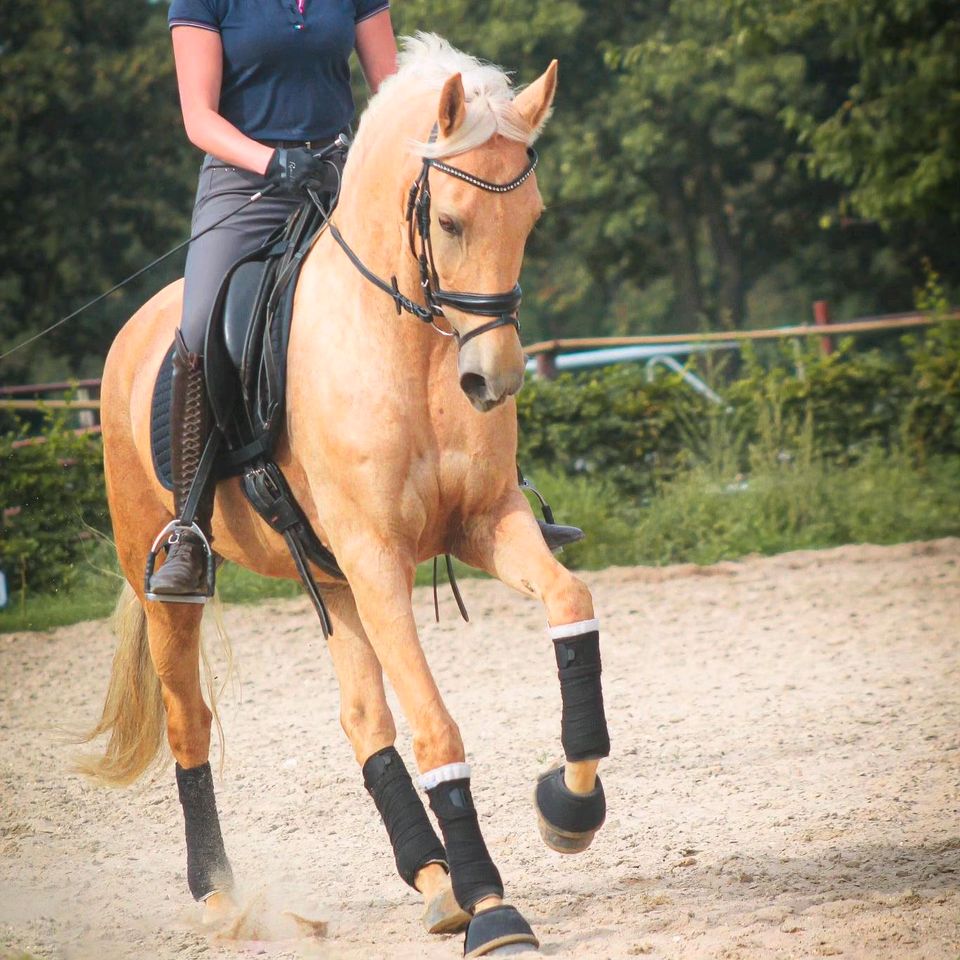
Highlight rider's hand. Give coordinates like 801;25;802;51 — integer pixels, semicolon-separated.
265;147;326;196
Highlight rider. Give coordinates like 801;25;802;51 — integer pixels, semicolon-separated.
148;0;398;599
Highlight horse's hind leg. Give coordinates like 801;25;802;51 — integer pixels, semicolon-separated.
142;600;235;906
323;585;469;934
458;488;611;854
109;483;235;911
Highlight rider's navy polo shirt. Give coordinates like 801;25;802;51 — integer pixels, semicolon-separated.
168;0;390;141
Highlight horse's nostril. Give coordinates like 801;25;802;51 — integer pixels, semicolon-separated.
460;372;487;400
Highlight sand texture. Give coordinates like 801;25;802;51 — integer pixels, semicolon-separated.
1;539;958;959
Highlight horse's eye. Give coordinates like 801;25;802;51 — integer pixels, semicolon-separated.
438;214;460;236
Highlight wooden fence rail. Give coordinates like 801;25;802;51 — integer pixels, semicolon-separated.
523;311;948;357
1;399;101;411
2;308;953;404
0;378;101;397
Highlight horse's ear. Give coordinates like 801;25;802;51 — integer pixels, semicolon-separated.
514;60;558;136
438;72;467;138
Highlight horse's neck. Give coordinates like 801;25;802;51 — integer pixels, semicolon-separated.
283;154;515;534
289;168;451;415
307;144;446;376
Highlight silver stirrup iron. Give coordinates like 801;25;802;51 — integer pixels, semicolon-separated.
144;519;216;604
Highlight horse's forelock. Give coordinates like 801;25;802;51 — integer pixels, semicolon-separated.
369;32;536;159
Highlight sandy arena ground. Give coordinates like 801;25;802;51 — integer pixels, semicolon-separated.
1;539;958;960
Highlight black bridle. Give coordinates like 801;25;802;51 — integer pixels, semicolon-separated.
329;125;538;347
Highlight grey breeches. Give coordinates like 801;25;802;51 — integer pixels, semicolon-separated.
179;155;302;354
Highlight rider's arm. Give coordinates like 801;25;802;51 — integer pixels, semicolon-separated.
171;26;275;176
355;8;398;94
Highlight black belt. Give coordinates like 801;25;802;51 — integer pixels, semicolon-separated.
260;136;337;150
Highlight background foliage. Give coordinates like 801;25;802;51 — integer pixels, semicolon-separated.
1;0;958;379
2;1;958;626
516;315;960;499
2;317;958;609
0;409;107;598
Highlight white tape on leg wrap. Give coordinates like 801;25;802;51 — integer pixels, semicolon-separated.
548;618;600;641
418;762;471;791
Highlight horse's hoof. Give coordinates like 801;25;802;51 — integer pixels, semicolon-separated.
533;763;605;855
201;890;238;926
464;905;538;958
422;878;471;935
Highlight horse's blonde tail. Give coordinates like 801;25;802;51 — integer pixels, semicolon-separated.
74;583;166;787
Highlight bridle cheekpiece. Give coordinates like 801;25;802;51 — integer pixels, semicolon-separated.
330;123;538;348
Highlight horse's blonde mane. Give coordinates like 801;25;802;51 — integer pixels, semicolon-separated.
368;33;542;159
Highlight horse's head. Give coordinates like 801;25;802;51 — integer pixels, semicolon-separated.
421;63;556;411
335;36;557;412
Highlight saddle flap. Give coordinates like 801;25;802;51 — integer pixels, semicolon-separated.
224;260;268;370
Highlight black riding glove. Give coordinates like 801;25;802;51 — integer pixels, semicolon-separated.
266;147;326;196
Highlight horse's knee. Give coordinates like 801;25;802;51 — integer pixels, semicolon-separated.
411;704;464;772
543;570;594;626
341;700;397;763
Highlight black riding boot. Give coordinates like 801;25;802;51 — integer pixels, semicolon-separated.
147;330;215;601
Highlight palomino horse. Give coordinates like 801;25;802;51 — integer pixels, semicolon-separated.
81;35;610;957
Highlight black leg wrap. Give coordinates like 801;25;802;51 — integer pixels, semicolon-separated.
426;779;503;912
554;628;611;761
176;762;234;901
362;746;448;888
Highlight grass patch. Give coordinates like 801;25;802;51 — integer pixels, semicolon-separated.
0;540;120;632
544;449;960;569
217;563;301;604
0;580;118;633
0;542;301;633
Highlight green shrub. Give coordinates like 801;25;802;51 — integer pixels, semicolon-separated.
901;271;960;461
518;469;644;569
727;338;907;467
516;362;711;500
0;407;108;601
528;450;960;570
517;318;960;499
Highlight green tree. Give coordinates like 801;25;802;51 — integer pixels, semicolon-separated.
2;0;957;381
771;0;960;228
0;0;195;379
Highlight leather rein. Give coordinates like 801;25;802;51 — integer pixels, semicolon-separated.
329;125;538;348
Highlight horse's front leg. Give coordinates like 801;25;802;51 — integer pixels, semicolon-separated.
458;488;611;853
333;537;539;956
321;584;469;934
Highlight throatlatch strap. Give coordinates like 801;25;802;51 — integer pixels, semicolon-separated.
362;747;447;888
426;777;503;912
176;762;234;901
551;620;611;761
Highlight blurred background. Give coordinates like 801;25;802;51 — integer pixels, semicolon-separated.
2;0;958;378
